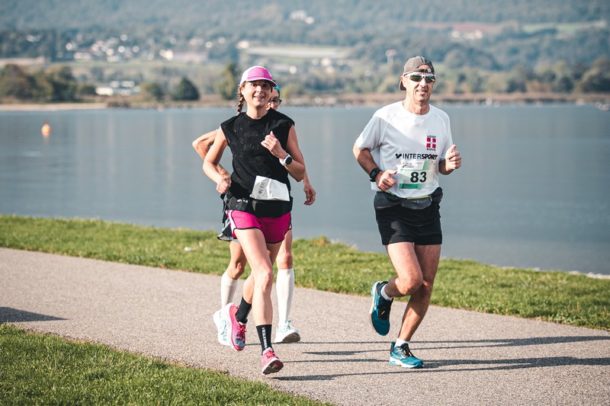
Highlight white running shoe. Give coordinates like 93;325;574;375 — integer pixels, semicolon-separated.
212;308;230;346
274;320;301;343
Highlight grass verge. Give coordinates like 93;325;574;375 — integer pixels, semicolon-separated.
0;325;327;405
1;215;608;331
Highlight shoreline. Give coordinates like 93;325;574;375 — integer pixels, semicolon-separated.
0;102;108;111
1;92;609;111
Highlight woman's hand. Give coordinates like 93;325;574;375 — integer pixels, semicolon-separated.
303;179;316;205
260;131;286;158
216;175;231;194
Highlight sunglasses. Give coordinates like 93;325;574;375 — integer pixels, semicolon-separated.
269;98;282;105
404;72;436;84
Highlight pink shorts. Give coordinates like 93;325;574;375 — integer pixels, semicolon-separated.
227;210;291;244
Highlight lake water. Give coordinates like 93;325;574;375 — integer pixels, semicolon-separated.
1;104;609;276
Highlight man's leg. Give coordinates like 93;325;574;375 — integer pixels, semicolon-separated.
384;242;425;298
370;241;423;336
381;243;439;368
397;244;441;340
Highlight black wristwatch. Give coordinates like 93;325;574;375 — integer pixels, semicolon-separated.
369;167;382;182
280;154;293;166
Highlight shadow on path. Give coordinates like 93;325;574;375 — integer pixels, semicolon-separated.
275;335;610;381
419;335;610;350
300;335;610;352
277;355;610;381
0;307;65;323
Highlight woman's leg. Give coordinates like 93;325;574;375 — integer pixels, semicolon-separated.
220;241;247;306
234;228;281;326
275;229;294;325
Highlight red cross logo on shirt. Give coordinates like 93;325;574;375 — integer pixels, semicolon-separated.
426;135;437;151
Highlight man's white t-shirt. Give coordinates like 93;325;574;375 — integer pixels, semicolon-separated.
355;101;453;199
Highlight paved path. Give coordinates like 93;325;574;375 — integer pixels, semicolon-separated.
1;248;609;405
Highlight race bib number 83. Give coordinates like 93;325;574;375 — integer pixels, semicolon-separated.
397;160;431;190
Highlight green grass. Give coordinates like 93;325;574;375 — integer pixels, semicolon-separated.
1;215;609;330
0;325;327;405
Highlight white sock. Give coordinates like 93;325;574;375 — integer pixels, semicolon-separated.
276;268;294;325
396;339;409;347
380;285;393;301
220;271;238;306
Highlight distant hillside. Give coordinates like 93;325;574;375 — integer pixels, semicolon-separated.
1;0;608;31
0;0;608;71
1;0;609;99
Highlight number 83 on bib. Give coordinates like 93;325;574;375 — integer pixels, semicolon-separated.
397;159;431;190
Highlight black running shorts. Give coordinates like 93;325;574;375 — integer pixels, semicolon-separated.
375;202;442;246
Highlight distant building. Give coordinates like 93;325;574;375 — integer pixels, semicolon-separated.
95;80;140;96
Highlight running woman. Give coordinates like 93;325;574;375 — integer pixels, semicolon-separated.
353;56;462;368
192;85;316;344
203;66;307;375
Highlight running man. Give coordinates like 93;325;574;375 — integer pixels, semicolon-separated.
352;56;462;368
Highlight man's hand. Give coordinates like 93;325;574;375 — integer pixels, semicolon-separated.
444;144;462;172
377;169;397;191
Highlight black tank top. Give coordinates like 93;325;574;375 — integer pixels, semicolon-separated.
221;109;295;199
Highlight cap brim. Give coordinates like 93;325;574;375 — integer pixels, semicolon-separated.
241;77;276;87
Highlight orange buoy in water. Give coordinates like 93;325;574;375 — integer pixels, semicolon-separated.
41;122;52;137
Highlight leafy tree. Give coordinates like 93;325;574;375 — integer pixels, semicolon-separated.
47;66;77;101
141;82;165;101
553;76;574;93
0;64;34;99
31;70;53;101
464;70;486;93
77;83;97;97
216;62;238;101
172;77;199;101
577;58;610;92
444;47;499;71
506;66;530;93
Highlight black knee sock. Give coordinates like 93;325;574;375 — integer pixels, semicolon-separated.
256;324;273;353
235;298;251;324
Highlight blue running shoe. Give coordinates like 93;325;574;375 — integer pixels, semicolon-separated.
370;281;392;336
389;342;423;368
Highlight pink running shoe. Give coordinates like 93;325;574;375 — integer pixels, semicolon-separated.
225;303;246;351
261;348;284;375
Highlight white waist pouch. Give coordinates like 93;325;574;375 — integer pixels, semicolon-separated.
250;176;290;201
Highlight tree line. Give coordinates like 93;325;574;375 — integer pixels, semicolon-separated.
2;58;608;104
0;64;202;102
0;64;89;102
